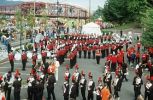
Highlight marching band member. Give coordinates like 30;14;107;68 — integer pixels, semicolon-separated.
13;70;22;100
133;72;143;100
63;76;69;100
41;49;47;65
69;75;77;100
112;74;120;99
27;69;35;100
32;51;37;66
73;64;81;97
95;50;101;64
111;52;117;72
80;70;87;100
21;50;27;71
83;44;87;58
87;72;95;100
122;63;128;82
144;76;153;100
8;50;14;72
92;44;97;59
64;65;71;83
103;70;112;93
3;71;13;100
95;77;103;100
46;72;56;100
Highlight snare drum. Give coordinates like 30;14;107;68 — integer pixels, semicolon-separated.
37;53;42;60
15;52;21;60
27;51;32;59
47;51;51;57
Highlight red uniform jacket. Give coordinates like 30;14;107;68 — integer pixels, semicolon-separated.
111;55;117;63
41;51;47;57
32;53;37;60
22;52;27;60
8;52;14;61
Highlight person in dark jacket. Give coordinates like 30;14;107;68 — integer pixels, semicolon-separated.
47;73;56;100
87;72;95;100
13;76;22;100
80;70;87;100
133;73;143;100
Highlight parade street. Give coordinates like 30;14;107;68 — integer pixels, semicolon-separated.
0;57;147;100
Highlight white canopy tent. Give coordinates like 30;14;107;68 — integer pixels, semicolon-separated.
81;22;102;35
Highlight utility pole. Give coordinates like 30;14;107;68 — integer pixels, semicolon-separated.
57;0;59;34
89;0;91;22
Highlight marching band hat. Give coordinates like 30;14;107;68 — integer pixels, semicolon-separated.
66;64;69;69
88;72;92;77
98;77;102;82
75;64;79;69
81;70;85;76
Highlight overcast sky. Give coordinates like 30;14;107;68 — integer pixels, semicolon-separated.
12;0;107;12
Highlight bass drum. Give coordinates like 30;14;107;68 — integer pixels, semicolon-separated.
15;52;21;61
47;51;51;57
27;51;32;59
37;53;42;60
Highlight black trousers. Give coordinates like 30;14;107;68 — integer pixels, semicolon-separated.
7;87;11;100
88;91;93;100
96;95;101;100
114;86;119;98
96;56;100;64
79;51;82;58
42;57;46;65
88;51;91;59
64;96;69;100
9;60;14;72
102;50;105;58
106;49;109;57
134;86;141;100
122;73;128;81
84;51;87;58
107;82;112;93
136;57;140;64
76;83;79;97
81;87;86;100
27;86;32;100
47;87;56;100
14;91;20;100
92;51;95;59
111;62;116;72
144;91;151;100
22;60;27;70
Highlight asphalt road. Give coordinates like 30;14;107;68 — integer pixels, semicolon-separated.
0;56;147;100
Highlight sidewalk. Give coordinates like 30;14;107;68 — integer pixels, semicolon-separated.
0;39;30;63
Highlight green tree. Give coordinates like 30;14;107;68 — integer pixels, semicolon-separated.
92;6;103;20
141;8;153;47
102;0;130;24
26;9;35;28
127;0;148;22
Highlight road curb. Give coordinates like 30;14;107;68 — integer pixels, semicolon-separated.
0;58;8;64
